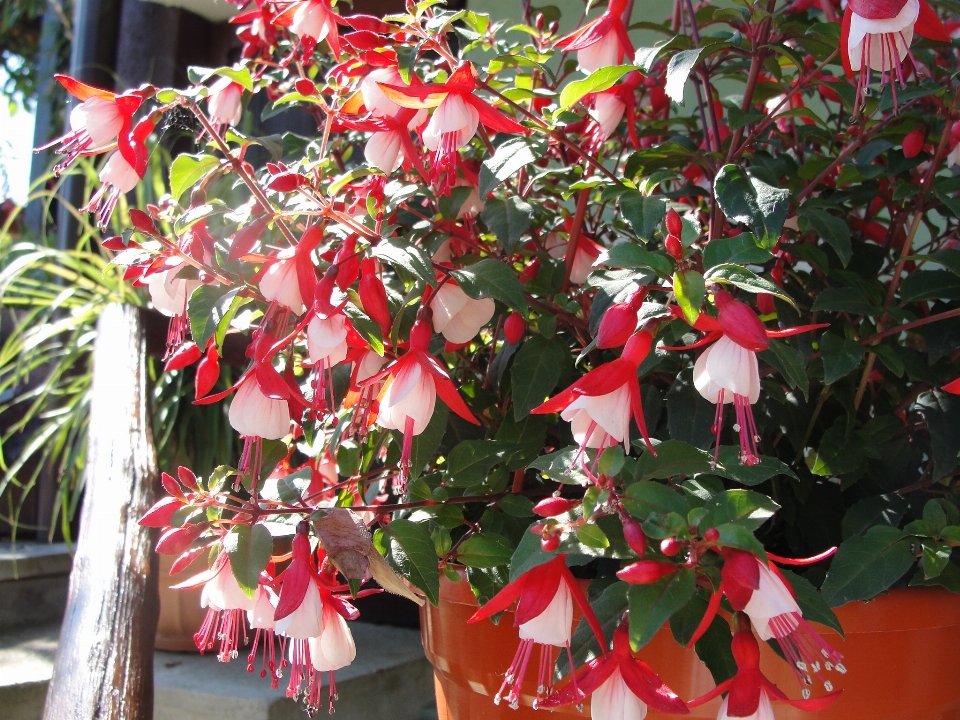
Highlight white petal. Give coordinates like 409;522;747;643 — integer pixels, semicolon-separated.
456;185;484;218
201;559;256;612
309;606;357;671
228;377;291;440
365;130;404;173
693;342;724;404
360;67;404;117
847;0;918;72
590;94;627;139
439;297;495;343
291;0;331;40
701;336;761;402
307;314;349;363
355;350;388;383
591;668;648;720
260;258;306;313
208;78;243;126
146;265;198;317
431;283;470;333
577;30;620;74
72;97;124;147
518;581;573;646
423;94;479;151
275;581;324;639
99;151;140;193
563;384;632;444
377;362;436;433
247;585;279;628
743;562;801;640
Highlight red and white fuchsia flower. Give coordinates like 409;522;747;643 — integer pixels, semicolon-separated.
193;554;255;662
207;76;244;128
470;555;606;709
229;373;293;441
82;116;155;229
689;614;841;719
555;0;635;73
429;281;495;344
540;621;689;719
841;0;949;104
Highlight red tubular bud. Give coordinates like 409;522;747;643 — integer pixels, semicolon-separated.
295;78;317;96
665;234;683;262
195;346;220;400
334;237;360;290
358;258;392;335
902;128;926;159
156;524;204;555
139;497;183;527
228;216;269;262
129;208;157;234
596;302;638;349
756;293;775;316
161;471;185;499
704;527;720;542
504;311;526;345
409;318;433;351
617;559;676;584
533;496;580;517
164;341;202;372
715;291;769;352
177;466;199;491
665;208;683;237
268;171;305;192
621;517;647;556
660;537;681;556
541;532;561;552
520;257;541;283
622;330;654;366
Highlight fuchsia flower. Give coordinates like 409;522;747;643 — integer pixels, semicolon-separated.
82;116;154;229
229;373;293;441
207;77;244;129
376;62;525;191
277;0;341;57
533;331;656;462
193;554;255;662
555;0;635;74
688;614;841;719
429;281;495;344
539;620;689;719
585;73;641;150
144;260;201;337
42;75;144;174
666;290;826;466
840;0;949;106
362;314;479;491
469;555;607;709
544;225;604;285
247;583;283;687
260;253;307;314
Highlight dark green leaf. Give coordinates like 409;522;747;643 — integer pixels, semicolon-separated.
374;239;436;286
704;264;795;306
225;524;273;597
451;258;528;312
406;401;448;481
811;287;878;316
438;186;474;220
712;446;798;485
841;494;910;539
700;489;780;532
458;533;515;568
445;440;513;487
820;332;863;384
499;494;534;517
619;192;667;241
624;479;691;519
189;286;241;352
779;569;843;635
760;338;808;399
480;197;534;253
820;526;917;607
912;392;960;479
528;446;589;485
599;242;673;278
800;207;852;267
383;518;441;605
713;164;790;247
899;270;960;303
702;233;772;269
631;440;712;481
628;569;696;649
510;335;566;418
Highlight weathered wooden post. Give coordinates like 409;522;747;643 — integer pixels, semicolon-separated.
42;304;160;720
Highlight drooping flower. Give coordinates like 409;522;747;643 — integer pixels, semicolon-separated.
144;260;201;350
360;314;479;491
40;75;144;174
469;555;607;709
277;0;341;57
555;0;635;74
207;76;244;129
544;225;604;285
539;620;689;719
229;372;293;442
840;0;949;109
193;554;255;662
533;331;656;466
430;281;496;344
247;582;283;688
585;72;642;150
260;253;307;314
376;62;525;192
82;116;154;229
688;614;842;718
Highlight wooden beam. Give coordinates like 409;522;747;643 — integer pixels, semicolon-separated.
43;304;160;720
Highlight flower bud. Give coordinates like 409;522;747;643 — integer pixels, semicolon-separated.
156;524;204;555
504;311;526;345
164;341;202;372
195;345;220;399
541;531;560;552
177;466;199;491
519;257;540;283
139;497;183;527
596;302;638;349
295;78;317;96
756;293;775;316
902;127;926;159
129;208;157;235
616;559;676;584
533;496;579;517
359;258;392;336
704;527;720;542
268;171;305;192
665;208;683;237
660;537;681;556
621;517;647;557
665;234;683;263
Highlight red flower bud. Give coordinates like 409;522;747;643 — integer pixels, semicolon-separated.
358;258;392;336
665;234;683;262
902;128;926;159
139;497;183;527
665;208;683;237
295;78;317;96
156;524;204;555
520;257;541;283
715;291;769;352
504;311;526;345
951;120;960;142
622;330;653;366
177;466;199;491
704;527;720;542
541;532;561;552
596;302;638;349
621;517;647;557
533;496;580;517
129;208;157;235
267;171;305;192
228;216;269;262
660;537;681;556
164;341;202;372
194;345;220;400
756;293;775;316
617;559;676;584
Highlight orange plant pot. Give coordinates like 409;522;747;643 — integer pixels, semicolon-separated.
421;574;960;720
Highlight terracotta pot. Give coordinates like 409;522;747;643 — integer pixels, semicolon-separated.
421;573;960;720
155;552;208;652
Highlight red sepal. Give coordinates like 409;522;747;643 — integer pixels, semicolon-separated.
139;497;183;527
274;533;314;621
164;341;202;372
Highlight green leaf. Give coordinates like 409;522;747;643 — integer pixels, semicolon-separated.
664;49;703;105
704;264;795;307
382;518;441;605
624;479;691;519
800;207;852;267
451;258;527;312
912;392;960;479
499;494;534;517
509;528;556;581
914;248;960;277
170;154;220;202
628;569;696;649
528;446;589;485
899;270;960;303
779;569;843;635
576;523;611;549
480;197;534;253
760;338;808;399
631;440;712;481
445;440;513;487
562;581;629;673
559;64;636;110
510;335;566;419
700;489;780;532
598;242;674;278
479;137;547;195
702;233;772;269
714;523;768;559
438;186;474;220
673;270;705;324
713;164;790;248
458;533;514;568
224;524;273;597
189;285;241;351
373;239;436;287
811;287;878;316
820;526;917;607
922;541;952;579
820;332;863;384
841;494;910;539
712;447;798;486
619;192;667;241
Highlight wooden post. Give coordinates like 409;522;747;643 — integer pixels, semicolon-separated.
42;304;160;720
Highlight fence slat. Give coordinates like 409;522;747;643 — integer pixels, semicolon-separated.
43;303;160;720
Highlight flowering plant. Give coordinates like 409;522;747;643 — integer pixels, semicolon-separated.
48;0;960;715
